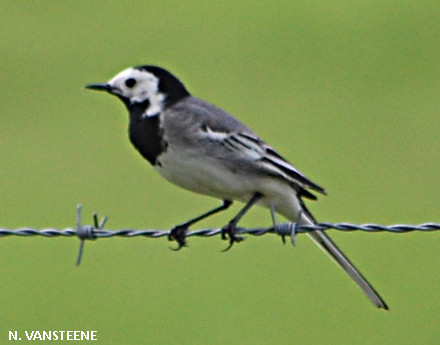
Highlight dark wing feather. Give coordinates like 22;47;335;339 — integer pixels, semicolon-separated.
235;133;326;195
187;97;326;196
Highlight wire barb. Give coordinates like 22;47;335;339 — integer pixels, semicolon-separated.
75;205;107;266
1;205;439;265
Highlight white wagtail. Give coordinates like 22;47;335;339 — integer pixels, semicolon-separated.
86;65;388;309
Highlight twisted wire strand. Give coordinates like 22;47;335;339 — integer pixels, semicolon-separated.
1;205;438;266
1;222;439;238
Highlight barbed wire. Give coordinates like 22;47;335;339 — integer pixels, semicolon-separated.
1;205;439;265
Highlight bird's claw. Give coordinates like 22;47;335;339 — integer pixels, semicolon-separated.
168;225;188;251
221;224;244;252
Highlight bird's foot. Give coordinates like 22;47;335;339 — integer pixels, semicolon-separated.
221;223;244;252
168;225;188;251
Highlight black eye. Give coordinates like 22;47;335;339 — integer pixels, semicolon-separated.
125;78;136;88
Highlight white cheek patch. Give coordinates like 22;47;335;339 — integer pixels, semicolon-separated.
108;68;164;109
131;90;149;103
142;92;166;118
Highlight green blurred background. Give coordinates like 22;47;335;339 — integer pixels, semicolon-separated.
1;1;439;344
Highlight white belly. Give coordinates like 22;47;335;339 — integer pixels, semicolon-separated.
155;149;258;200
155;148;305;222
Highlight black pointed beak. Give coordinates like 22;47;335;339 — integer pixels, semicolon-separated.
85;83;112;92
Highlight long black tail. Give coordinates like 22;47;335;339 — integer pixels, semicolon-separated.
300;212;388;309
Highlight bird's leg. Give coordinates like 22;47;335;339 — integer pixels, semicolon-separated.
169;199;233;250
221;192;263;251
270;203;285;244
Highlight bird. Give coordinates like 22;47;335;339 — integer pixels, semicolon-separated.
86;65;388;309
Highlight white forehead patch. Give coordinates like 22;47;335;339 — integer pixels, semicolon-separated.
108;67;165;117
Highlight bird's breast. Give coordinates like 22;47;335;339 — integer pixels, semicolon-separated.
129;115;167;166
154;146;260;200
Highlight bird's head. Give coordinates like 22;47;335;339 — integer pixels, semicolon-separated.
86;65;190;117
